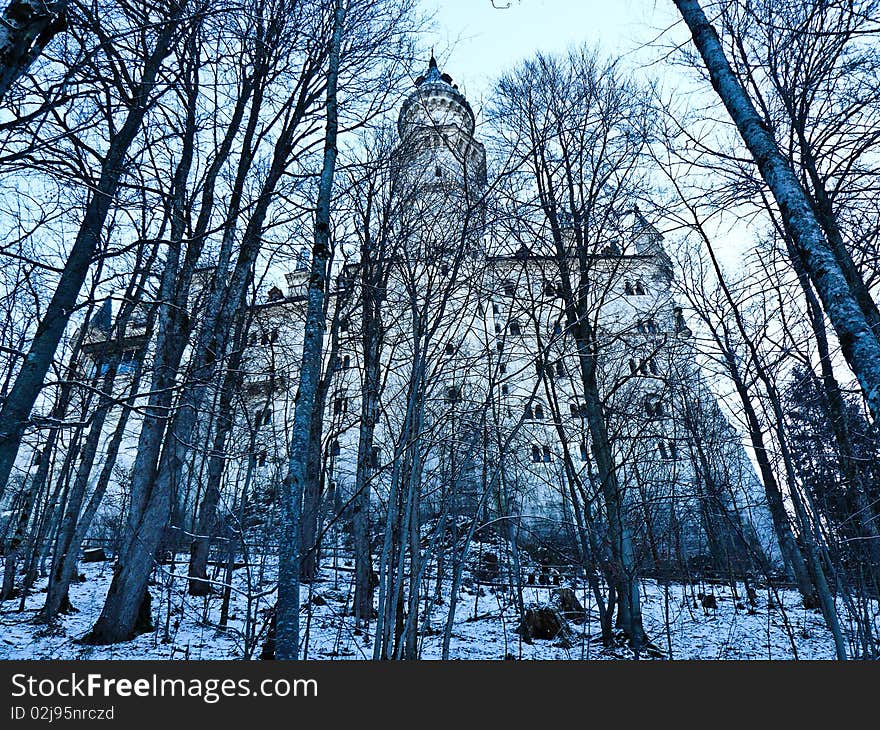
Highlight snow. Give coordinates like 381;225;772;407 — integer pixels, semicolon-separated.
0;556;843;660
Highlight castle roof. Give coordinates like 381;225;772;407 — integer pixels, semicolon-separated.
398;55;476;139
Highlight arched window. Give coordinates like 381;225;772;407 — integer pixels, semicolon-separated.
554;361;565;377
503;280;515;297
445;342;455;355
657;441;668;460
553;320;562;336
525;404;534;420
331;440;341;457
624;281;635;296
508;320;521;336
531;444;541;463
342;355;351;369
542;445;551;463
446;386;461;404
570;402;580;417
634;280;647;295
501;384;509;395
334;397;346;415
629;359;638;375
638;317;659;335
534;403;545;420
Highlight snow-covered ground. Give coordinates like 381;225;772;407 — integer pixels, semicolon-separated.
0;555;845;660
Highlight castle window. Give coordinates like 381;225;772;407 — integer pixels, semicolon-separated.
340;318;350;333
502;280;516;297
602;242;621;256
499;362;507;374
543;281;556;298
508;320;521;336
446;386;461;404
645;395;664;419
270;328;279;344
553;320;562;336
649;358;660;376
257;450;267;467
248;332;257;347
441;263;450;276
554;360;565;377
634;280;647;295
658;440;677;460
533;403;545;420
495;322;502;334
525;404;534;420
625;281;635;296
496;341;503;353
331;440;341;457
342;354;351;369
629;359;638;375
334;397;347;415
445;342;455;355
492;302;500;315
542;445;551;463
501;383;509;395
531;445;541;463
570;402;580;418
435;165;442;178
119;349;138;374
579;441;589;461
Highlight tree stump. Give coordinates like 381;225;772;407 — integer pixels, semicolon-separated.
516;605;573;644
551;587;585;622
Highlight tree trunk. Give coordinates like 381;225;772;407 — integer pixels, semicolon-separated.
0;0;67;103
674;0;880;423
276;0;346;661
0;2;186;494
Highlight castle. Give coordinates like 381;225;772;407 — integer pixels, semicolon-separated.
237;57;780;574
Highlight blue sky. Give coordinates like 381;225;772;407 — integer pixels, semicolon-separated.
423;0;679;106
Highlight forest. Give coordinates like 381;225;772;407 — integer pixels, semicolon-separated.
0;0;879;661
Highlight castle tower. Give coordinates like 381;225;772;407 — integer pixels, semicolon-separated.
396;55;486;205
